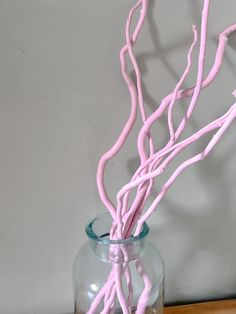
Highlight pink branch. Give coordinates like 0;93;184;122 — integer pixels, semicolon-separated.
96;0;148;221
168;25;198;140
135;101;236;236
114;0;155;239
115;262;130;314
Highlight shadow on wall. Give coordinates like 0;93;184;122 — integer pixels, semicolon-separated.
126;0;236;304
228;30;236;50
134;0;192;113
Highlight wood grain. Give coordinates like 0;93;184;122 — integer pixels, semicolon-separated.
164;300;236;314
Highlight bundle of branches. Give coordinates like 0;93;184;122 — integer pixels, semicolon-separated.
89;1;236;313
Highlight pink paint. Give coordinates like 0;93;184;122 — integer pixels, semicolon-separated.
88;0;236;312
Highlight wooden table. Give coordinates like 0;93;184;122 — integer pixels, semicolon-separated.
164;300;236;314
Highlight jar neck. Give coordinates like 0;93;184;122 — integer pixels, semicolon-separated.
85;213;149;262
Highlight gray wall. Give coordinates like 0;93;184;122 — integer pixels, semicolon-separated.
0;1;236;313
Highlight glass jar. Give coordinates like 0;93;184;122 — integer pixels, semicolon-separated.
73;213;164;314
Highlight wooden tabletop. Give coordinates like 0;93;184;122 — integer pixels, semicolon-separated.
164;300;236;314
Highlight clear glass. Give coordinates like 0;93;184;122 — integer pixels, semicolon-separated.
73;213;164;313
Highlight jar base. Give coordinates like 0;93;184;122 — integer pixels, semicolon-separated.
74;305;164;314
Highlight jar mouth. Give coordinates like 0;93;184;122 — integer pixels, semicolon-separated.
85;213;149;245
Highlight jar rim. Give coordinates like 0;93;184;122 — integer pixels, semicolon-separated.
85;213;149;244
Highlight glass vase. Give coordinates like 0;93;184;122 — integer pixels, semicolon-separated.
73;213;164;313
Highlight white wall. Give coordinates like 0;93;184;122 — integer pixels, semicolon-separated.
0;1;236;313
